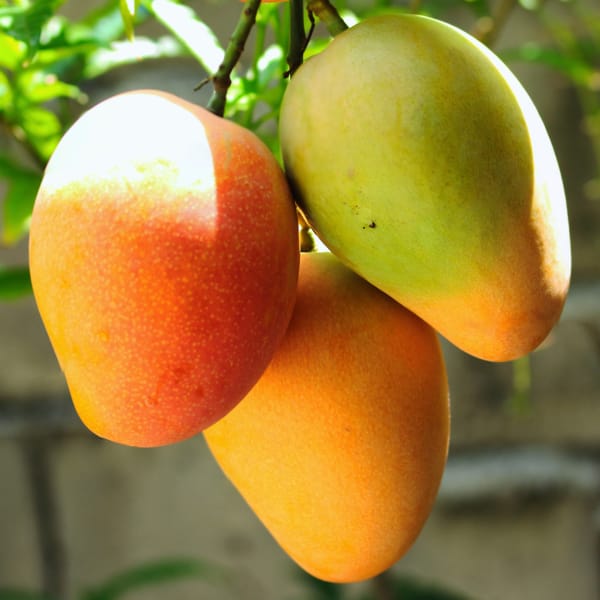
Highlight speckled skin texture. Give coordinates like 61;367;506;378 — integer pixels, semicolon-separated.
280;15;571;362
205;252;450;583
29;90;299;447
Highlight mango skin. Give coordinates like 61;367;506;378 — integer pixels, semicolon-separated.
280;15;571;362
204;252;449;583
29;90;299;447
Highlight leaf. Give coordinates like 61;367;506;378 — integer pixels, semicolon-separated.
36;15;103;56
81;0;128;45
0;590;52;600
17;69;85;103
0;154;41;244
80;558;230;600
261;1;290;51
0;70;12;112
33;40;100;69
35;0;148;74
1;174;40;244
0;0;65;55
18;105;62;161
256;44;286;89
142;0;224;74
0;266;33;300
0;32;26;70
30;13;121;83
84;34;185;79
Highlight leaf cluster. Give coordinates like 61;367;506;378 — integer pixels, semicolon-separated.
0;0;142;301
0;0;222;299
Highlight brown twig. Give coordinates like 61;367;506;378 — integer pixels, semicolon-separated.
306;0;348;37
206;0;262;117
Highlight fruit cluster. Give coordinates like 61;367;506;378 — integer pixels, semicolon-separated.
29;13;570;585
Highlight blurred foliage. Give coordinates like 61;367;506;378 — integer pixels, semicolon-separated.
502;0;600;201
292;568;474;599
0;0;182;301
0;557;229;600
362;575;473;600
0;557;474;599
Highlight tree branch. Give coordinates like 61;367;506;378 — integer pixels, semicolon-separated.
206;0;262;117
286;0;306;76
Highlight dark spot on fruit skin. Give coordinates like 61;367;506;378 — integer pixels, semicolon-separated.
362;221;377;230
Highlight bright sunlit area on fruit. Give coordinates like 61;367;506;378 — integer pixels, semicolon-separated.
0;1;599;599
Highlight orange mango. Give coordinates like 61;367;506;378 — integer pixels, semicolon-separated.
204;251;449;582
29;89;299;447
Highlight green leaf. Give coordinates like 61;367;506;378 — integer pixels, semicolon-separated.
0;590;52;600
0;0;65;55
81;0;127;45
142;0;224;74
33;40;100;68
84;34;185;79
261;2;290;52
1;174;40;244
80;558;230;600
0;31;26;70
304;36;331;61
17;69;85;103
0;266;33;300
30;17;110;83
0;70;12;112
0;154;41;244
18;105;62;161
256;44;285;89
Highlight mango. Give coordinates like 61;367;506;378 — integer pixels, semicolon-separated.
204;251;449;583
29;90;299;447
279;14;571;362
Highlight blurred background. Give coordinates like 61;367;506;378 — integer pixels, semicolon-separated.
0;0;599;598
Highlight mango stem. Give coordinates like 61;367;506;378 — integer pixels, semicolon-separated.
307;0;348;37
206;0;262;117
